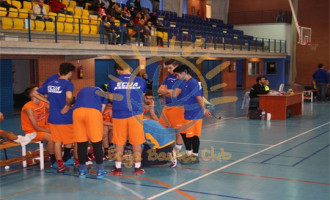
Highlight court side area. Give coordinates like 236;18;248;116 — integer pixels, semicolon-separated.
1;89;329;200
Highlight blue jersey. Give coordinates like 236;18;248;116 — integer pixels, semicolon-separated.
73;87;108;112
143;119;175;149
41;74;60;88
37;79;74;124
108;74;146;119
179;78;203;120
162;74;185;106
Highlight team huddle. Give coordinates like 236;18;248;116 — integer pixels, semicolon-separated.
18;59;211;178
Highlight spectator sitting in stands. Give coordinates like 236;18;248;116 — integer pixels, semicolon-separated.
119;23;130;45
0;0;17;16
142;21;152;46
148;11;158;26
33;0;53;22
102;16;118;45
50;0;73;15
120;5;132;25
249;76;269;109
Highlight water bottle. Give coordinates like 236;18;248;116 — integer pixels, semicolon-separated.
261;110;266;120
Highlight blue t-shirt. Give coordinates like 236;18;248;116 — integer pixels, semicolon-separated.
41;74;60;88
73;87;108;112
37;79;74;124
313;69;329;84
162;74;185;106
179;78;203;120
108;74;146;119
143;119;175;149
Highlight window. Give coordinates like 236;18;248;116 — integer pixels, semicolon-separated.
248;62;260;75
266;62;277;75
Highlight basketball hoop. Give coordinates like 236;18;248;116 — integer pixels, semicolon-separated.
298;26;312;45
305;42;319;51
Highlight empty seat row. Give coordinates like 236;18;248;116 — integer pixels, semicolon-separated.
1;17;99;34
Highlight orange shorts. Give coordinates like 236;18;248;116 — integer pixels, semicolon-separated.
158;106;185;129
181;119;203;138
49;123;74;144
26;131;47;141
112;114;145;146
73;108;103;143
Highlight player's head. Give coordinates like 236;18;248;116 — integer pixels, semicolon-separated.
173;64;189;80
144;90;154;105
318;63;324;69
59;63;75;78
164;59;180;74
114;63;128;75
24;85;38;99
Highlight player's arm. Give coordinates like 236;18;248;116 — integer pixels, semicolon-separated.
60;91;73;114
32;90;49;104
196;96;211;118
149;106;159;121
24;108;50;133
158;84;168;95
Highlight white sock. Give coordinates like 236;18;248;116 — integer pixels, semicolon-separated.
134;162;141;168
115;161;122;169
193;153;198;156
175;144;182;151
186;150;192;155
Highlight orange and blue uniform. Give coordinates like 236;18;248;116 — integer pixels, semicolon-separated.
73;87;108;143
37;78;74;144
158;74;185;129
108;74;146;146
21;101;49;141
178;77;204;138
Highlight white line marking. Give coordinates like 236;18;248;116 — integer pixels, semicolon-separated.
147;122;330;200
103;177;145;199
200;139;272;146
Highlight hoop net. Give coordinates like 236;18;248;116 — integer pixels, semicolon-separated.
306;42;319;51
298;26;312;45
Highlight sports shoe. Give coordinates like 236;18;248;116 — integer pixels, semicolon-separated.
170;149;177;168
51;162;57;169
96;169;107;178
134;167;145;175
88;153;95;161
176;151;186;159
79;169;88;178
57;164;70;173
180;155;199;164
111;166;123;176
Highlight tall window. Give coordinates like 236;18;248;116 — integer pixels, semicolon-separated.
248;62;260;75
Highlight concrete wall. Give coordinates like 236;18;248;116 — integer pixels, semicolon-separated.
163;0;182;17
211;0;228;23
235;23;292;54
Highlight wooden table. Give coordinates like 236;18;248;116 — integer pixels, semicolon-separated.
259;93;303;120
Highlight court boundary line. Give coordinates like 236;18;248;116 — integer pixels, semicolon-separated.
147;122;330;199
200;139;272;146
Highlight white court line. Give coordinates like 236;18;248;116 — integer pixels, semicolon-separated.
147;122;330;200
200;139;272;146
103;177;145;199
